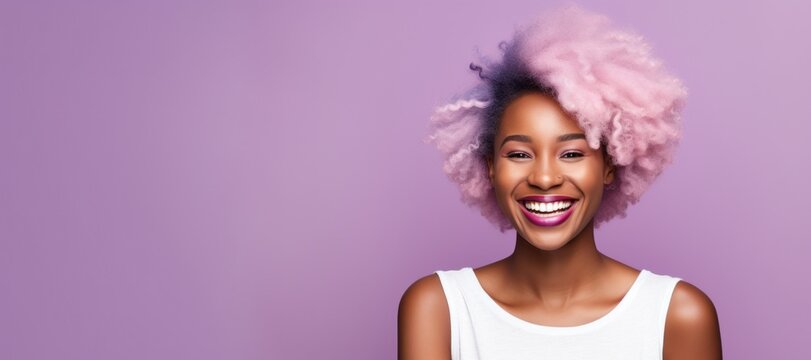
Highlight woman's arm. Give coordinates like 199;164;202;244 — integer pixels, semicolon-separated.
664;281;723;359
397;274;451;360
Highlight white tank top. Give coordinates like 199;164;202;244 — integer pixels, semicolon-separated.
435;267;681;360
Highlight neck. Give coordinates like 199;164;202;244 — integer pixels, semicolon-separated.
504;220;608;302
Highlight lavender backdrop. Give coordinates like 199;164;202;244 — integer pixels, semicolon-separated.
2;1;809;359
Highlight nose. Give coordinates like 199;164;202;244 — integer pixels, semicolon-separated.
527;157;564;190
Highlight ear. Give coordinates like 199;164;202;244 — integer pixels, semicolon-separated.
486;156;495;185
602;147;616;186
604;161;616;186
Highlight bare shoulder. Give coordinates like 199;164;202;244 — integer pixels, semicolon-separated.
398;273;448;319
663;280;723;360
397;273;451;360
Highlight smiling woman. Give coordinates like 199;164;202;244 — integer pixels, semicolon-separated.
487;93;615;247
399;4;722;360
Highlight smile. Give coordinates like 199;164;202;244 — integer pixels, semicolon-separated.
518;197;578;227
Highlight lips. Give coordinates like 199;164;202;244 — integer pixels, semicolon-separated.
519;195;577;202
517;195;579;227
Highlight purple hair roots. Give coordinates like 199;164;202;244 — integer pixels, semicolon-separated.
425;5;687;232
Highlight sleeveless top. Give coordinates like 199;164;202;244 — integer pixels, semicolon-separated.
435;267;681;360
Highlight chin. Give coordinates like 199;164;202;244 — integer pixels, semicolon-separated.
531;241;570;252
518;229;573;251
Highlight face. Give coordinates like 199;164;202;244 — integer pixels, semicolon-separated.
486;92;615;250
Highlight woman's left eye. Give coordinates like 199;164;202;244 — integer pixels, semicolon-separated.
561;152;583;159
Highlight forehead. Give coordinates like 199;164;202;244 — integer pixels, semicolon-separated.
498;92;583;137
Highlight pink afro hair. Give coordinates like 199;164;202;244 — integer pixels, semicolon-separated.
425;4;687;232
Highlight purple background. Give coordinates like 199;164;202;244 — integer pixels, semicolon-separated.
2;0;809;359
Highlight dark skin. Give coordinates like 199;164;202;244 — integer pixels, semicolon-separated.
398;92;722;359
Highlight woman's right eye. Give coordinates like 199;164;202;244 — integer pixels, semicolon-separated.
507;152;530;159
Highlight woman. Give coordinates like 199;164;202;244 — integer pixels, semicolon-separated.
398;5;722;360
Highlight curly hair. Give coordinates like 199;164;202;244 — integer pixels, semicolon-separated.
424;4;687;232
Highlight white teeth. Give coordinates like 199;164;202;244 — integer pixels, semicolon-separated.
523;200;573;214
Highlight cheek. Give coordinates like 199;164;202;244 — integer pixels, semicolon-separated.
564;161;607;193
491;163;525;216
493;162;526;190
568;166;601;184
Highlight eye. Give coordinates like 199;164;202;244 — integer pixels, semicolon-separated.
507;152;530;159
561;151;584;159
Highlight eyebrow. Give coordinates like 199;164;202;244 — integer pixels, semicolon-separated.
499;133;586;149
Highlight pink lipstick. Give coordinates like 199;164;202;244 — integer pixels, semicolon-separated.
517;195;578;227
